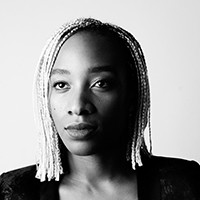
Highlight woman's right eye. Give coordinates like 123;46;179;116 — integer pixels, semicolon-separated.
53;82;70;91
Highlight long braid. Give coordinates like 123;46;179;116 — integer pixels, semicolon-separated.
34;18;152;181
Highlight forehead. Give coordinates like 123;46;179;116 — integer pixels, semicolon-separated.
67;30;125;54
53;30;129;69
66;29;125;48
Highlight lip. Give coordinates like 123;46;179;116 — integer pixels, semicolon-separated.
64;123;97;140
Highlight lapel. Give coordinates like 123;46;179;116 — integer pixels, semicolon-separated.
40;180;59;200
137;155;160;200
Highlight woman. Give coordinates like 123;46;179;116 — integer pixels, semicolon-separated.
0;18;199;200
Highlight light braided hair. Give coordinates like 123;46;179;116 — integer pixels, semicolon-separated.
34;18;152;182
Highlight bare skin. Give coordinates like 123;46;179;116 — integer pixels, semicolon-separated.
50;31;138;199
59;154;138;200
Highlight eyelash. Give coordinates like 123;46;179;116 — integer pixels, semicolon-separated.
92;80;110;89
53;81;70;90
52;79;113;92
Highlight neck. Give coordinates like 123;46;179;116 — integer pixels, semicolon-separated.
62;147;133;185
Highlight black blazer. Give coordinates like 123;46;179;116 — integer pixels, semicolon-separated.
0;156;200;200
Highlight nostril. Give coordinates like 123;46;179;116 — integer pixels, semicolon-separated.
67;103;96;116
68;108;91;116
68;110;73;115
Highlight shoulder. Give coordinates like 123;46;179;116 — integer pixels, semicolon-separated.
145;155;200;171
0;165;40;199
150;155;200;183
143;155;200;199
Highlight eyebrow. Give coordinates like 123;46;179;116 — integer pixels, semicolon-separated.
50;65;116;76
51;68;70;76
88;65;117;74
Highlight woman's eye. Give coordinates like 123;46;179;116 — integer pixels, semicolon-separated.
93;80;110;89
53;82;70;90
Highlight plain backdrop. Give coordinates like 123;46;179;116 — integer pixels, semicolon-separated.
0;0;200;174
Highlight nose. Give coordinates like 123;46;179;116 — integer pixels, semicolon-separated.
67;90;96;116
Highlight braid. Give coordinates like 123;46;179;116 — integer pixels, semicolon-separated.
34;18;152;181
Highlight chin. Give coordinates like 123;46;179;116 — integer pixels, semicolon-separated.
65;141;99;156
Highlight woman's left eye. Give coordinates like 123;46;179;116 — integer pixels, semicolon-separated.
93;80;110;89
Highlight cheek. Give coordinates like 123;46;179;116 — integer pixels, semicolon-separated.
94;91;129;147
50;97;59;119
49;95;67;131
96;91;129;121
50;93;68;116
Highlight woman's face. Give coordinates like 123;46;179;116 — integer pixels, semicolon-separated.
50;31;133;156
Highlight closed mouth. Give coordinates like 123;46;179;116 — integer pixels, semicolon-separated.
64;123;97;139
66;123;97;130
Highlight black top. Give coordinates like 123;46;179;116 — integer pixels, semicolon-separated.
0;156;200;200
